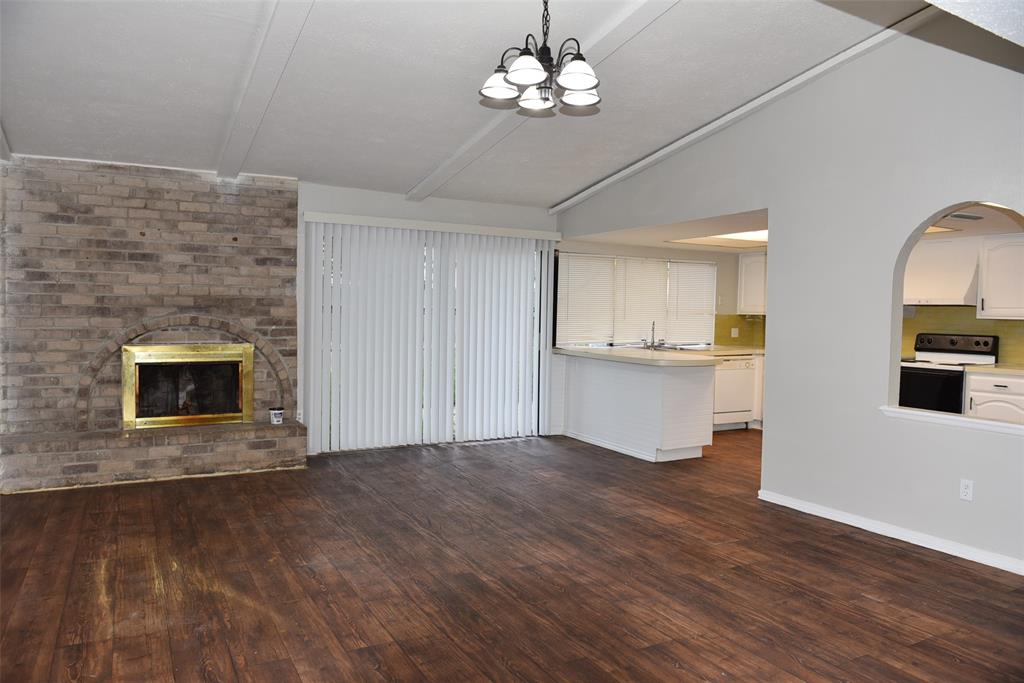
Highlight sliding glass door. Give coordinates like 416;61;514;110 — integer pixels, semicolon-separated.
302;220;555;453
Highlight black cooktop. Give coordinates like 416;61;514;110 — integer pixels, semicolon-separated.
913;333;998;356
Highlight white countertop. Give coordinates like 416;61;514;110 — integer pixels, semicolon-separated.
552;347;718;367
965;363;1024;377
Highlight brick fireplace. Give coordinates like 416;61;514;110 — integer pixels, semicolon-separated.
0;156;306;492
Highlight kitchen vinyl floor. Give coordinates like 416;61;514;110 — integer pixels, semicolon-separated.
2;430;1022;682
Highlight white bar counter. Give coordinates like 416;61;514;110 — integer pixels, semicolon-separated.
551;347;718;462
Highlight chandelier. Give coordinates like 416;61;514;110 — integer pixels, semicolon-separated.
478;0;600;112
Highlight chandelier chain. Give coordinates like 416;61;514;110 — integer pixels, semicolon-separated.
542;0;550;46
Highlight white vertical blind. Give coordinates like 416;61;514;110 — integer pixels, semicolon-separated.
303;221;553;453
556;253;717;346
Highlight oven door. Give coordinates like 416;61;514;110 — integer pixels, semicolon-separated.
899;365;965;414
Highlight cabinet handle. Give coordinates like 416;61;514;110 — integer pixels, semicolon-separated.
969;396;973;410
981;298;985;311
994;384;1008;389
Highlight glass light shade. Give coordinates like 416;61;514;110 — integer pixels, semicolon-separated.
561;88;600;107
479;70;519;100
556;58;598;91
505;53;547;86
518;85;555;110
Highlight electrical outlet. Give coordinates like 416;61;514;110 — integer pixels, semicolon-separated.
959;478;974;502
731;327;740;338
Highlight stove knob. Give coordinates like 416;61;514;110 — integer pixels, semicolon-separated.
974;340;981;347
926;337;933;344
983;340;990;347
949;338;958;346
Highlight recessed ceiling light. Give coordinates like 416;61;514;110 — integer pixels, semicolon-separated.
709;229;768;241
947;212;984;221
669;229;768;248
670;229;768;243
924;225;957;234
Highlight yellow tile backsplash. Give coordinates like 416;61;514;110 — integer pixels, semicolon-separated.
902;306;1024;364
715;314;765;347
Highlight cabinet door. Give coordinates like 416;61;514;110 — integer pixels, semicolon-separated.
967;392;1024;425
902;237;980;305
737;253;766;315
978;235;1024;319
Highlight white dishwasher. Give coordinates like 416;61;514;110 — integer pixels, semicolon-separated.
714;356;756;425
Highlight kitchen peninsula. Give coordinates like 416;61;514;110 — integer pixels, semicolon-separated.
551;347;718;462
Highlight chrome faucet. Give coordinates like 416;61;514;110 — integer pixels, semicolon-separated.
642;321;663;350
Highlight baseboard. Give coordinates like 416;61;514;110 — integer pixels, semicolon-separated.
563;431;657;462
655;446;702;461
758;490;1024;576
2;463;307;495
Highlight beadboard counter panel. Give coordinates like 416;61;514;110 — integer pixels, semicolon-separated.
559;354;714;462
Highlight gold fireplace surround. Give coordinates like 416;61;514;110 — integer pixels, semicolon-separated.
122;343;254;429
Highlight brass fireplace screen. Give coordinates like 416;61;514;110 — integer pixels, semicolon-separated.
122;343;254;429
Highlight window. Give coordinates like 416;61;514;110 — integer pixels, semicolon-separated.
667;260;717;344
556;254;716;346
556;255;615;344
614;257;668;344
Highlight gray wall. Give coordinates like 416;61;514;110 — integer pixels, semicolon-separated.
558;240;741;314
559;15;1024;565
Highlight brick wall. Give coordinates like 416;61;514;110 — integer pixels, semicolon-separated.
0;155;304;491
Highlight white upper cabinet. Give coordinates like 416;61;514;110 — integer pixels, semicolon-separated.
737;252;766;315
977;234;1024;319
903;237;980;306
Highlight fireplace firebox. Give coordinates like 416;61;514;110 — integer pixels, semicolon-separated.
122;344;254;429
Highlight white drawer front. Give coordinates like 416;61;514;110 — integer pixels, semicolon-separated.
967;374;1024;396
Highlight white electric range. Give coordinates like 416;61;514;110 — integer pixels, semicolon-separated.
899;333;998;413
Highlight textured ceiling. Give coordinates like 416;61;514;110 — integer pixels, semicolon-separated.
241;1;626;194
2;0;927;207
1;1;272;169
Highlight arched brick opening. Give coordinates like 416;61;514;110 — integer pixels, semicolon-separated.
76;313;295;430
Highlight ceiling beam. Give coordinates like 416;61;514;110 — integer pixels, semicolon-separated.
548;6;942;215
216;0;313;179
405;0;679;202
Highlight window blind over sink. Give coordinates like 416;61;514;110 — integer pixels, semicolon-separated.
555;255;615;345
555;254;716;347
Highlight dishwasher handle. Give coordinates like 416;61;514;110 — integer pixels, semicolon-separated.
718;356;755;370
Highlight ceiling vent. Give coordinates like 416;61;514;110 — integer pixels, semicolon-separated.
947;212;984;221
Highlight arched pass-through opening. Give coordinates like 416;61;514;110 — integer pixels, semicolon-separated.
887;201;1024;425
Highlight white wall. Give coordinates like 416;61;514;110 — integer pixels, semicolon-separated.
558;15;1024;569
558;240;741;314
299;182;556;231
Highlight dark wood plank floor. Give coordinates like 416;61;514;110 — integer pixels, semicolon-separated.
2;430;1023;682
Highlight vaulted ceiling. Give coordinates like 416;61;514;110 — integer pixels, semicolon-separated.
2;0;926;208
